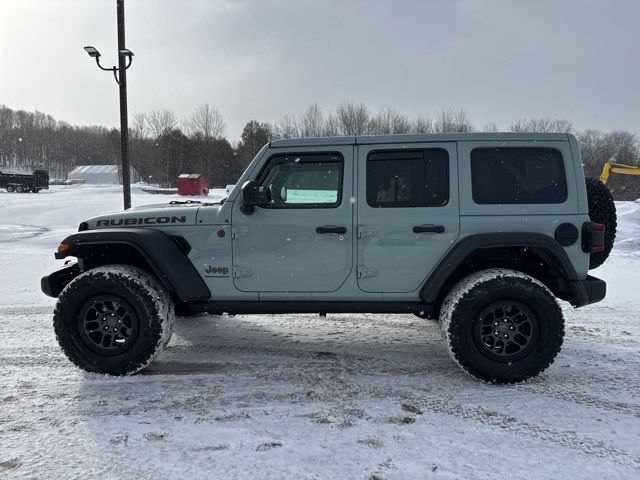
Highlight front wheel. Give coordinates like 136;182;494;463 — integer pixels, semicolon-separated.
53;265;174;375
6;185;15;193
15;185;24;193
439;269;564;384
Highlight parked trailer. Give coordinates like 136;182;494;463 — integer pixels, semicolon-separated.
0;170;50;193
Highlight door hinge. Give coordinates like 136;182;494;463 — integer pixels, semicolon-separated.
232;227;250;239
357;225;377;238
233;267;253;279
357;266;378;279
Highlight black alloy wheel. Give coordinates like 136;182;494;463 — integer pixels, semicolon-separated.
474;300;538;362
78;295;139;355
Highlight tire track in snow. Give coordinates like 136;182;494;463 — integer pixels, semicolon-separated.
0;224;49;242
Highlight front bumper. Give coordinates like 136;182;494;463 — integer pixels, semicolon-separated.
570;275;606;308
41;262;80;298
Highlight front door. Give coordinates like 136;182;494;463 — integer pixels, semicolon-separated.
232;146;353;292
356;142;459;293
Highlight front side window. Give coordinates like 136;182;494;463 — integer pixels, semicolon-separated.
471;147;567;204
366;149;449;208
258;153;343;208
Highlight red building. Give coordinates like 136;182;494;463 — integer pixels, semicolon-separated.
177;174;209;196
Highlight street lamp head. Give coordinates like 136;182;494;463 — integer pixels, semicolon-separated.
118;49;134;57
83;46;101;58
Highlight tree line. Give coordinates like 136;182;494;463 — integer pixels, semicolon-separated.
1;102;638;199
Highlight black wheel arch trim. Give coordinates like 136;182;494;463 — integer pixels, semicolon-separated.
419;232;596;307
49;228;210;302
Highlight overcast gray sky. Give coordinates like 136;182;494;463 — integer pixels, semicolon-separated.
1;0;639;140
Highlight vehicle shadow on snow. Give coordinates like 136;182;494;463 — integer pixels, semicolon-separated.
141;313;461;377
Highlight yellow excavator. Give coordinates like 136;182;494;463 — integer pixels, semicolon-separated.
599;161;640;184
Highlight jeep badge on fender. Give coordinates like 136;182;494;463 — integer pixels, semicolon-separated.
205;266;229;277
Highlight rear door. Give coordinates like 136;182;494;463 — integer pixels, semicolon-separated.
356;142;459;293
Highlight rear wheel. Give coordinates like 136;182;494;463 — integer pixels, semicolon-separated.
53;265;174;375
6;185;15;193
15;185;24;193
440;269;564;384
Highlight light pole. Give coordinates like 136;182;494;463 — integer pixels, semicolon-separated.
83;0;133;210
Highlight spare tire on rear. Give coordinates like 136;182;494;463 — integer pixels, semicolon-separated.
585;177;616;270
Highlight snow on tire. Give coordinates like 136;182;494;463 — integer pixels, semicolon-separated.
585;177;617;270
53;265;174;375
439;268;564;384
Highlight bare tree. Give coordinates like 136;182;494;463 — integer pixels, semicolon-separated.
185;103;226;139
577;129;639;179
273;113;300;139
335;101;370;136
147;109;178;138
369;107;411;134
483;122;499;132
433;108;474;133
510;117;573;133
131;112;149;139
412;114;433;134
299;103;325;138
577;129;605;176
600;130;639;166
323;112;340;137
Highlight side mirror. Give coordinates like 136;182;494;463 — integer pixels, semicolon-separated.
241;180;259;214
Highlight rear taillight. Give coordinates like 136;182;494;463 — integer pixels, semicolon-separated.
582;222;605;253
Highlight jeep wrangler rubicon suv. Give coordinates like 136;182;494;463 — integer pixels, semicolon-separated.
42;133;616;383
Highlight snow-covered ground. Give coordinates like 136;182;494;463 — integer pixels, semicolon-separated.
1;185;639;479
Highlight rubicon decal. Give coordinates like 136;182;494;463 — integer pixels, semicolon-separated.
96;216;187;227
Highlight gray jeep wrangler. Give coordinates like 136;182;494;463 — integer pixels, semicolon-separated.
42;133;616;383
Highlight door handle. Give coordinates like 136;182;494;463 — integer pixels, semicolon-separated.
316;225;347;234
413;225;445;233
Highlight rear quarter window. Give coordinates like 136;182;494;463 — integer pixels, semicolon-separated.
470;147;567;204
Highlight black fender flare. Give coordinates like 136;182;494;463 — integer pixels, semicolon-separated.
420;232;580;305
51;228;210;302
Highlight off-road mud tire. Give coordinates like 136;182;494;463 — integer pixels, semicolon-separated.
440;269;564;384
53;265;174;375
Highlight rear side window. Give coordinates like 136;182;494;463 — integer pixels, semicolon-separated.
470;147;567;204
367;149;449;208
